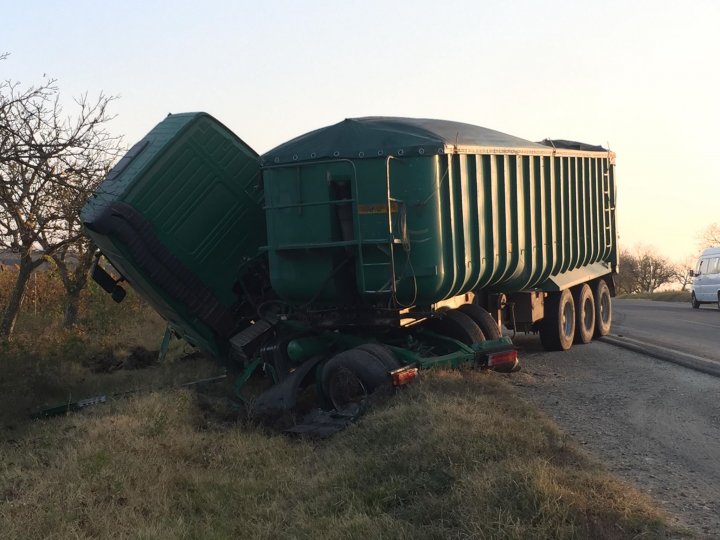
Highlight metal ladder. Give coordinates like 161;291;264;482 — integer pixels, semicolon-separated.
356;157;404;296
263;158;402;297
602;158;615;251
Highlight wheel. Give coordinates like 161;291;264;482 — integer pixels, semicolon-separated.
572;284;595;344
354;343;401;371
457;303;501;340
717;292;720;311
691;292;700;309
321;348;394;412
593;279;612;337
540;289;575;351
424;309;485;345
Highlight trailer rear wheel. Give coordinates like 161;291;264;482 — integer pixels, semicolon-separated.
425;309;485;345
354;344;401;371
593;279;612;337
540;289;575;351
573;284;595;344
457;304;501;340
321;348;394;413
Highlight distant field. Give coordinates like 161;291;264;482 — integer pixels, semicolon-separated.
617;290;691;302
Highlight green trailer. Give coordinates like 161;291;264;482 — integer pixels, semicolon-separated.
82;113;617;414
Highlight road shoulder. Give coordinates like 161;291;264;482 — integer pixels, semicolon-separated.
510;337;720;537
601;334;720;378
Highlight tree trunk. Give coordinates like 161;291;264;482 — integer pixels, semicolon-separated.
53;248;94;329
62;288;82;328
0;262;34;339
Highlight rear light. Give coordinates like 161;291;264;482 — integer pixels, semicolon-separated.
487;349;518;368
391;366;419;386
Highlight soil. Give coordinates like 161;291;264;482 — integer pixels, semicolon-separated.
508;334;720;538
85;346;160;373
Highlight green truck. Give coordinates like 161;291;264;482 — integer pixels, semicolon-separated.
81;113;617;414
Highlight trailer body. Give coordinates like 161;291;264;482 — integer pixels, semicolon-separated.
261;117;617;310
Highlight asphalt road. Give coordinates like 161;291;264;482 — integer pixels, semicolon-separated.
612;298;720;361
511;333;720;536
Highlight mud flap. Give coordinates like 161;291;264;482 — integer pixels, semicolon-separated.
252;355;324;417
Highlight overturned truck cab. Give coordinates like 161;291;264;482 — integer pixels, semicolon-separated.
81;113;617;416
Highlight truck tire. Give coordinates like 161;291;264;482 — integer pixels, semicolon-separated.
691;292;700;309
573;284;595;344
425;309;485;345
593;279;612;337
457;304;501;340
321;348;393;413
540;289;575;351
354;344;401;371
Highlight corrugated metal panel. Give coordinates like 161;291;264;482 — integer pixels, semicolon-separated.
263;145;617;306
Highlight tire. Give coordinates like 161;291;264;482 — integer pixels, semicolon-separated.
457;303;501;340
691;292;700;309
572;284;595;345
321;348;393;412
593;279;612;337
540;289;575;351
354;344;401;371
424;309;485;345
717;292;720;311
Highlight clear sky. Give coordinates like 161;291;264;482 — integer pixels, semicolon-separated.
4;0;719;262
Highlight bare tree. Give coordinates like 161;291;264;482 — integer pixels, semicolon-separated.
698;223;720;250
617;245;676;294
0;65;120;337
39;163;118;327
670;263;692;292
671;254;698;292
616;249;639;294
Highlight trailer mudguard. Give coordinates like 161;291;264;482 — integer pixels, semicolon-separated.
252;355;324;417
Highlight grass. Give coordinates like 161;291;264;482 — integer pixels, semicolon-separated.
0;369;675;539
0;269;679;538
617;290;691;302
0;273;222;429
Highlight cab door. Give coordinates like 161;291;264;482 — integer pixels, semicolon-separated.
695;258;709;301
707;257;720;303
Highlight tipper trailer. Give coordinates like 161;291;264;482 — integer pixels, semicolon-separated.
81;114;617;414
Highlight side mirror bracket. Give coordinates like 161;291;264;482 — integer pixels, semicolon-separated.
91;253;127;303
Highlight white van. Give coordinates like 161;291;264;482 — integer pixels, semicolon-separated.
690;247;720;309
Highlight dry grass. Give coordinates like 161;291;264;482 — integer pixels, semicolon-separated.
0;269;678;538
617;291;691;302
0;370;675;539
0;272;221;429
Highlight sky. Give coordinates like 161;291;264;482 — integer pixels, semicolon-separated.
3;0;719;262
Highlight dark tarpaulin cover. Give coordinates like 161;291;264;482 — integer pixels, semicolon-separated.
261;116;547;165
539;138;607;152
